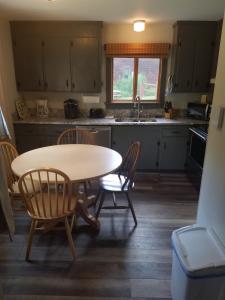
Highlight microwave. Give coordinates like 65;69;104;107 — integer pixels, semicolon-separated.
187;102;211;120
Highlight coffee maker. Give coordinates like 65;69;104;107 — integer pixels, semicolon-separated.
64;99;79;119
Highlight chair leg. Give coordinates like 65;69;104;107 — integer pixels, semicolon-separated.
125;192;137;226
112;192;117;207
96;191;105;219
70;214;76;232
65;217;76;260
94;187;102;208
26;219;37;261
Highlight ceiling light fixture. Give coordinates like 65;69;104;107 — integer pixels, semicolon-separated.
133;20;146;32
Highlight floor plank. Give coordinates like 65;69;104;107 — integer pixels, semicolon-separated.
1;173;198;299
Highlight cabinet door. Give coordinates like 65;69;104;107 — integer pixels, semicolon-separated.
71;37;101;92
112;126;160;171
159;128;188;170
192;34;215;92
43;38;71;91
12;37;44;91
173;31;195;92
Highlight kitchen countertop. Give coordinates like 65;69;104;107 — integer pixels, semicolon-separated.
13;117;209;126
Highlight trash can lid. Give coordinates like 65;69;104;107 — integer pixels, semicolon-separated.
172;225;225;278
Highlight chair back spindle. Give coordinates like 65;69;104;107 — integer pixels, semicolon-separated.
18;168;76;220
0;141;18;192
57;128;98;145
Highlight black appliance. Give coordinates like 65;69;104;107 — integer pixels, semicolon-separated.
187;102;211;120
89;108;105;118
64;99;79;119
187;126;208;191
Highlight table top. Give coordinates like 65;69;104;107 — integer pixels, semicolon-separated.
11;144;122;182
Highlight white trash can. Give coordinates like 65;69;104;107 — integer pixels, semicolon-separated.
171;225;225;300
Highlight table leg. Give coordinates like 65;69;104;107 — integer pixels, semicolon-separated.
73;183;100;231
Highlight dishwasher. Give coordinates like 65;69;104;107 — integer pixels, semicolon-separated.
76;126;111;148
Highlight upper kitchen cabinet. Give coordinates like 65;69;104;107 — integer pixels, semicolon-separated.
10;21;102;92
43;37;71;91
12;37;44;91
169;21;217;93
71;37;101;92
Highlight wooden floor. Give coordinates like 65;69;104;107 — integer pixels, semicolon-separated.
1;173;198;300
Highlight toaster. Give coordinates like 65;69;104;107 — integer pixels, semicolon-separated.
89;108;105;118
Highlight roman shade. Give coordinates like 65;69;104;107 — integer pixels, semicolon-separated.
104;43;171;57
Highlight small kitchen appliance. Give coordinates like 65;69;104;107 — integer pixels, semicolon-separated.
36;99;49;118
89;108;105;118
64;99;79;119
187;102;211;120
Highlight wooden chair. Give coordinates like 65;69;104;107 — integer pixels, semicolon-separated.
57;127;98;197
0;140;22;210
57;128;98;145
18;168;77;261
96;141;141;226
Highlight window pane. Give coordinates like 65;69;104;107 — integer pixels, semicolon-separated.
113;58;134;101
137;58;160;101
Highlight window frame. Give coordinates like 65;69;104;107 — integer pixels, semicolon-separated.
106;55;167;109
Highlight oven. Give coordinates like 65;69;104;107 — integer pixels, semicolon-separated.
187;127;208;191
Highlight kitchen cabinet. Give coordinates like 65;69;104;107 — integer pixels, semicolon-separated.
12;37;44;91
14;124;72;153
71;38;101;92
211;19;223;79
111;126;160;170
169;21;217;93
159;127;189;170
43;38;71;91
10;21;102;92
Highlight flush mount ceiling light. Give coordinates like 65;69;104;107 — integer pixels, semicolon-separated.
133;20;146;32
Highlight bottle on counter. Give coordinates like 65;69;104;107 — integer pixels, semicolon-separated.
164;101;173;119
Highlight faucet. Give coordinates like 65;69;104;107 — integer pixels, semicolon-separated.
134;95;141;120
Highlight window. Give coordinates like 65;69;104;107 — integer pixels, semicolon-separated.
112;57;162;103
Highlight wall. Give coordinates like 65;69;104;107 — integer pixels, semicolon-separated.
0;20;18;136
197;12;225;243
21;22;201;115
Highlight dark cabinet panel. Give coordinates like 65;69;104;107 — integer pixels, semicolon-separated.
12;37;44;91
10;21;102;93
112;126;160;171
170;21;217;93
71;38;101;92
43;38;71;91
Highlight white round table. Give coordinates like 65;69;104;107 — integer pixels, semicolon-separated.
12;144;122;229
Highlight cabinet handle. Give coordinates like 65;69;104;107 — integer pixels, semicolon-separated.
66;80;69;88
164;142;166;150
38;80;42;87
44;82;48;89
195;80;199;87
17;81;21;88
93;80;96;88
72;83;75;89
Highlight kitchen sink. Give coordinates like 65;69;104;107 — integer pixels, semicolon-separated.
115;118;157;123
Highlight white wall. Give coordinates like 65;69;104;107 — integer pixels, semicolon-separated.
0;20;18;136
197;14;225;243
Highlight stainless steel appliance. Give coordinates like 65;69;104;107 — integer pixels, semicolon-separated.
187;102;211;120
89;108;105;118
76;126;111;148
64;99;79;119
187;126;208;191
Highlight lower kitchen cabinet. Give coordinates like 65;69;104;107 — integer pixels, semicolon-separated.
111;126;160;171
14;124;72;153
159;126;189;170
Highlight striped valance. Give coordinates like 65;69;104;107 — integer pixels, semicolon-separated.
105;43;171;57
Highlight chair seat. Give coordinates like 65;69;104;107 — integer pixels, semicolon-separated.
100;174;133;192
